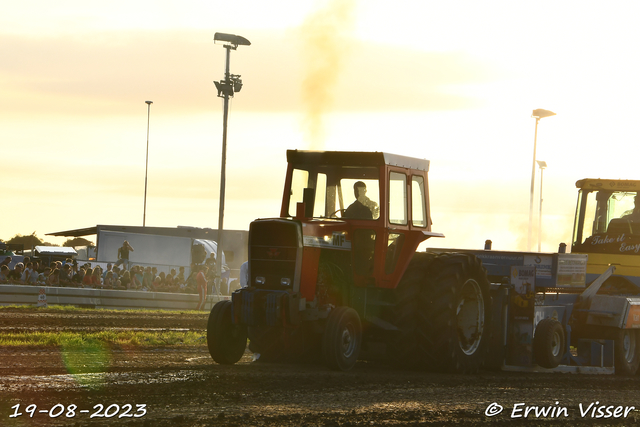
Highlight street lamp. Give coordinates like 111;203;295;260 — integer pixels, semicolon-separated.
537;160;547;252
143;100;153;227
528;108;555;251
213;32;250;295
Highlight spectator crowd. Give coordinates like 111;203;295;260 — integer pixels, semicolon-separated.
0;255;232;294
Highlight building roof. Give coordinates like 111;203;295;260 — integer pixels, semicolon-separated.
35;246;78;256
46;225;247;240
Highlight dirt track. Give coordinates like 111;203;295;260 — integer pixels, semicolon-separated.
2;309;640;426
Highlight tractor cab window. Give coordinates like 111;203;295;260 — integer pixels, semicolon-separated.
288;169;328;218
287;166;379;220
573;190;640;253
389;172;407;225
411;175;426;228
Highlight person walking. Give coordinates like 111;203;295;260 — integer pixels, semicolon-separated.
195;265;208;311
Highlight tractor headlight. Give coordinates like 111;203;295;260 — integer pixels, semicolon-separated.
280;278;291;287
255;276;266;285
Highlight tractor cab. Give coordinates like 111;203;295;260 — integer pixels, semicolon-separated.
572;178;640;287
272;150;443;291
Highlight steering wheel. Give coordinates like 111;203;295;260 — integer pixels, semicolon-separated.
329;209;347;218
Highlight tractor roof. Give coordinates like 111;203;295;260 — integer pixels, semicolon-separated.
576;178;640;191
286;150;430;172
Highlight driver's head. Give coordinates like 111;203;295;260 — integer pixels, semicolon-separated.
353;181;367;199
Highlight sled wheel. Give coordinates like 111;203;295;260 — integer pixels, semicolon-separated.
615;329;640;376
322;307;362;371
207;301;247;364
533;318;565;369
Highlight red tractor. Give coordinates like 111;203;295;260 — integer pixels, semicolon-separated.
207;150;492;371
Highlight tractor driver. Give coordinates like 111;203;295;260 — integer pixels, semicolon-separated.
344;181;379;220
623;194;640;220
622;194;640;234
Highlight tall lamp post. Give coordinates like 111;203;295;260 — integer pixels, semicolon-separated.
528;108;555;251
143;100;153;227
213;32;250;294
537;160;547;252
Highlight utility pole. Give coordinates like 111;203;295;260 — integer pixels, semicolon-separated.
143;100;153;227
213;32;250;295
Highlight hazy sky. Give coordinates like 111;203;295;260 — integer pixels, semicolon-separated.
3;1;640;252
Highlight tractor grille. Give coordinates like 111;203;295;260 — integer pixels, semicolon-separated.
249;219;301;291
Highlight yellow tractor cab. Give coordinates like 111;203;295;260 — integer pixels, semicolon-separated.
572;178;640;292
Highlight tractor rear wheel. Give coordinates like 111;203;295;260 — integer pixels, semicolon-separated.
533;318;565;368
207;301;247;365
419;253;492;373
614;329;640;376
385;252;434;367
322;306;362;371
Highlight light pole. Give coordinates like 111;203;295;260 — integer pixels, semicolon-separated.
213;32;250;294
143;100;153;227
528;108;555;251
537;160;547;252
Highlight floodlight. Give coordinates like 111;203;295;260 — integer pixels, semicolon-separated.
532;109;556;119
214;32;251;48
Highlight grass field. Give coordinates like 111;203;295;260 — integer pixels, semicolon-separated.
0;304;205;315
0;304;209;347
0;330;207;347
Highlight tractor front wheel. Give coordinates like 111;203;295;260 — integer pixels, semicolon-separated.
614;329;640;376
207;301;247;365
322;307;362;371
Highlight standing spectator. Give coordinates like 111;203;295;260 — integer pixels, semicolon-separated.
115;241;134;270
195;264;208;311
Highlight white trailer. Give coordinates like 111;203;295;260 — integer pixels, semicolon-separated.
96;230;225;276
